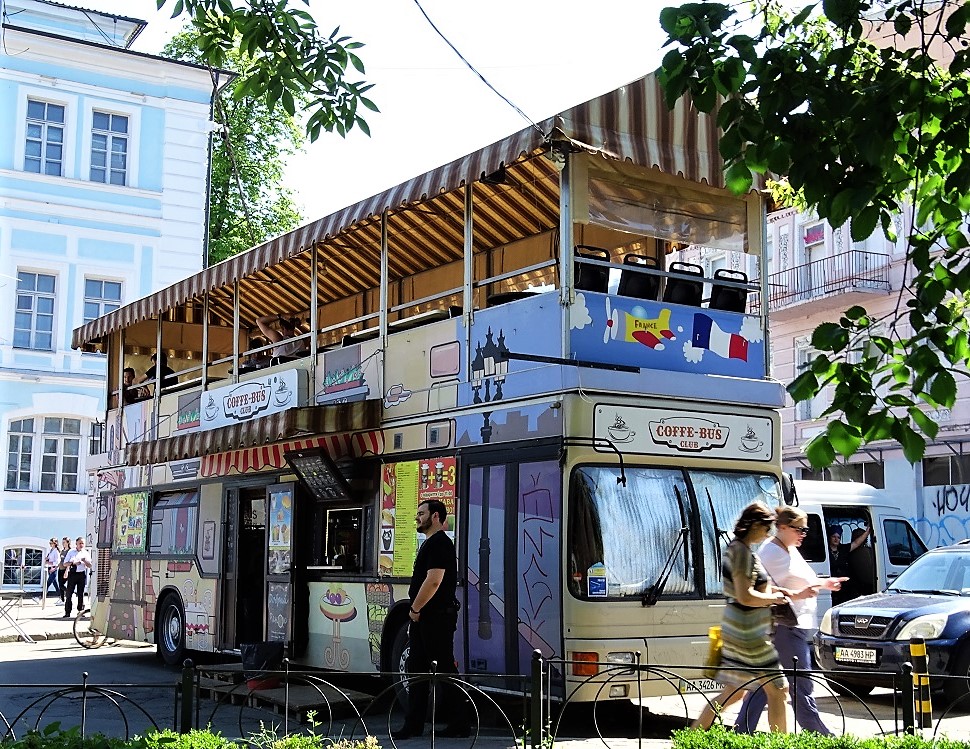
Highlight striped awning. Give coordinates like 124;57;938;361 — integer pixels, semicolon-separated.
125;400;380;466
73;72;722;349
200;430;384;477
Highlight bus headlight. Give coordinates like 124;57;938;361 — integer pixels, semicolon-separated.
896;614;947;640
819;609;834;635
606;651;635;665
606;651;636;675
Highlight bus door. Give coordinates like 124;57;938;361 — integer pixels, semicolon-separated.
464;454;562;689
220;485;267;649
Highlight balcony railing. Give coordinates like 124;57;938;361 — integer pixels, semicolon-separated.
750;250;891;313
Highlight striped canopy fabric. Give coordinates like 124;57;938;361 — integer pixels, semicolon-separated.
73;72;722;350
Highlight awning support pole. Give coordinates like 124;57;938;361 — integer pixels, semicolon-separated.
201;291;210;392
232;280;240;384
310;243;319;402
152;315;162;439
380;210;389;344
463;182;474;385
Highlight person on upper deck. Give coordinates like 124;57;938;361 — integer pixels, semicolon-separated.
256;314;308;362
138;352;178;391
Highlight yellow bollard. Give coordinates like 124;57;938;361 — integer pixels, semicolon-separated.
909;637;932;730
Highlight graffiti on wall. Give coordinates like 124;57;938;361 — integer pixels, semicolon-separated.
915;483;970;548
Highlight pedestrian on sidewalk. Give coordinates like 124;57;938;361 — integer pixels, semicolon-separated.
58;537;71;602
734;506;845;734
44;538;61;597
62;538;93;618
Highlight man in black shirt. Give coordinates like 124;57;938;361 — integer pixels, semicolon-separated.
392;499;469;740
138;352;177;391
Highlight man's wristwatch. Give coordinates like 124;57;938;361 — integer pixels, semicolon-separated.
410;607;420;614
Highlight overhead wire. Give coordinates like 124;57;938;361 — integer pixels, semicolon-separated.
410;0;545;139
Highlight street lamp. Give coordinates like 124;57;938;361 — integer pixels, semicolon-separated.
471;343;484;404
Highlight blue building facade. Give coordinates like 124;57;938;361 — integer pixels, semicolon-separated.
1;0;216;590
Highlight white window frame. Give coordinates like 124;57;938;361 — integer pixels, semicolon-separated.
5;418;34;491
89;111;130;186
24;99;66;176
2;545;44;590
13;87;77;180
4;416;85;494
81;98;140;189
83;277;123;325
794;338;830;421
14;270;57;351
39;417;83;493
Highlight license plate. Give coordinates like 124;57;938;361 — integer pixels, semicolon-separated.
835;647;877;664
679;678;721;693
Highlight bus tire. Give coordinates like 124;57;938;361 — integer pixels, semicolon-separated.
390;621;411;711
157;595;186;666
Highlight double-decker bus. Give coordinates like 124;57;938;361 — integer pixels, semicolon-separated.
74;72;785;702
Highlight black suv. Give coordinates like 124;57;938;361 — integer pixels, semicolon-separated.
815;542;970;700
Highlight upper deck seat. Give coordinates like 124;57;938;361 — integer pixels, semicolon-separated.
616;253;661;301
661;261;704;307
707;269;749;313
574;245;610;294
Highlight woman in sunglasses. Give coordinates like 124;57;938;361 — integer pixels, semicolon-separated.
693;502;790;733
734;506;847;734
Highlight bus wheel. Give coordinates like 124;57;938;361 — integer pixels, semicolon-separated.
157;596;186;666
390;622;411;710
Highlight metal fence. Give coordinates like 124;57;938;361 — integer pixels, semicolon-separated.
748;250;891;313
4;653;970;747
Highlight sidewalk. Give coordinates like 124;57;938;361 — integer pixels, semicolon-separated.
0;591;80;643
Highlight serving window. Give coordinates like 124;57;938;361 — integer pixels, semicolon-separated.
148;490;199;555
308;502;371;573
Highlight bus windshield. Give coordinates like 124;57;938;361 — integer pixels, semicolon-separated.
568;466;780;600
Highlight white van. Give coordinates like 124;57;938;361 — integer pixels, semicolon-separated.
785;479;927;612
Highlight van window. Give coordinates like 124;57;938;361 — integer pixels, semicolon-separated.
883;519;927;566
799;514;826;562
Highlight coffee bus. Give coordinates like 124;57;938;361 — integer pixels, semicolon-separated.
74;72;785;702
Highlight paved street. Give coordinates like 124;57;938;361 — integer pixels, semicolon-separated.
4;598;970;746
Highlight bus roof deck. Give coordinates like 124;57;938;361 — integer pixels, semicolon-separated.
72;72;783;467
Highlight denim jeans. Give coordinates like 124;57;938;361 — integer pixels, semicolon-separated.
734;625;832;735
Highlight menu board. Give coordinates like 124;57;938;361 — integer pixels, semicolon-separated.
379;456;457;577
267;582;290;642
113;491;149;553
267;484;293;575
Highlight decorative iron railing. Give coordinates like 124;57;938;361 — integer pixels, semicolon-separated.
749;251;891;313
4;654;970;747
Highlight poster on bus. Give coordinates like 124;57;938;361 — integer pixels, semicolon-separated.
379;456;457;577
113;491;148;553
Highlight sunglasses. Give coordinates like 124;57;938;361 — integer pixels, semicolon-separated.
786;525;810;535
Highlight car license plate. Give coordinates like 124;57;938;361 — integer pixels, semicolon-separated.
679;678;720;693
835;647;877;664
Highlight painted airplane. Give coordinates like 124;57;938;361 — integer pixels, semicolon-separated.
604;298;676;348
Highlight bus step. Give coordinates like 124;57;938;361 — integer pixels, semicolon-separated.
198;663;245;684
246;683;374;723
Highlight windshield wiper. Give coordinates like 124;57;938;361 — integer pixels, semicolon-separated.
642;485;690;607
706;488;731;576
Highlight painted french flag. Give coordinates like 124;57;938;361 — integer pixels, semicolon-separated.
691;314;749;361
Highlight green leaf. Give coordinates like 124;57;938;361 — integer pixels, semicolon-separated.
850;205;879;242
893;420;927;464
788;371;820;402
828;420;862;458
929;369;957;406
909;407;940;440
805;434;836;469
724;161;752;194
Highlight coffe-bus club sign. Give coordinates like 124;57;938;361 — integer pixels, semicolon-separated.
593;404;773;461
199;369;303;431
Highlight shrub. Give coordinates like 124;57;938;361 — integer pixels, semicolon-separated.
672;727;968;749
